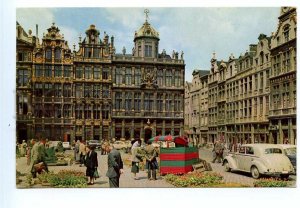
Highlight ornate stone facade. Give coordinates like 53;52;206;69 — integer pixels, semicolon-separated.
16;12;185;143
184;7;297;145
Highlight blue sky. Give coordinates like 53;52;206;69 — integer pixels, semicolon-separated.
16;7;280;81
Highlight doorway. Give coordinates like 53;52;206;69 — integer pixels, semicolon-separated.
144;128;152;143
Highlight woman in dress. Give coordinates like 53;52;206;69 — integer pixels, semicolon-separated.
84;145;98;185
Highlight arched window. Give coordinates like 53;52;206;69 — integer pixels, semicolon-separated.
54;48;61;61
260;51;264;65
45;48;52;61
283;24;290;42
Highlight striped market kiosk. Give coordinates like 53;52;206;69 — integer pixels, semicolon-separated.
149;135;199;175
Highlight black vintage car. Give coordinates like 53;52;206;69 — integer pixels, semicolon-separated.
279;145;296;173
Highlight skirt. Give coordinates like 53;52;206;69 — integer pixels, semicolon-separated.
131;162;139;173
86;167;96;177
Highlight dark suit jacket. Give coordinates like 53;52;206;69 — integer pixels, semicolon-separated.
106;149;123;178
85;150;98;169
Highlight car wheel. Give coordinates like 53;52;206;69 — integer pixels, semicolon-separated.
251;166;260;179
224;161;231;172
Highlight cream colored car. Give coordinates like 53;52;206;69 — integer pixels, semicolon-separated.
223;144;295;179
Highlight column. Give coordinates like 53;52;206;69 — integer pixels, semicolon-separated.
171;120;174;135
111;121;115;140
278;120;283;144
108;125;112;141
121;119;125;139
162;120;165;135
140;120;144;141
152;120;156;137
130;120;134;139
27;92;32;115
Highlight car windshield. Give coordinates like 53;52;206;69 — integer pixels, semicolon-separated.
264;148;282;154
285;147;296;155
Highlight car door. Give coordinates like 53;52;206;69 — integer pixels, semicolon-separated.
241;146;255;172
234;146;246;170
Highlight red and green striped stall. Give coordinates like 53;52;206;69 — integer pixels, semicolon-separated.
149;135;199;175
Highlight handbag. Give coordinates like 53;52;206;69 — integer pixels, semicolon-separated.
93;168;100;178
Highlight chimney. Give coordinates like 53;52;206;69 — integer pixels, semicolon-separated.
36;24;38;37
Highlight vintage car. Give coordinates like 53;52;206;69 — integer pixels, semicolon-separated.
223;144;295;179
278;144;296;173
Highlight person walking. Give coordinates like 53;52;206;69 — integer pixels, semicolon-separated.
74;140;80;163
84;145;98;185
131;139;143;180
212;140;224;163
79;140;86;167
29;138;49;178
106;145;123;188
144;140;158;180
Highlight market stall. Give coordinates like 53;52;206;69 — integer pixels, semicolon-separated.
149;135;199;175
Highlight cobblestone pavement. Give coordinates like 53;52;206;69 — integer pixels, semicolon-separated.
16;150;173;188
199;147;296;187
16;148;296;188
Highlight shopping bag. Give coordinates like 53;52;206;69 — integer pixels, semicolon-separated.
94;169;100;178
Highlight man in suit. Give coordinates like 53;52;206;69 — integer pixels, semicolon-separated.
29;137;48;178
106;145;123;188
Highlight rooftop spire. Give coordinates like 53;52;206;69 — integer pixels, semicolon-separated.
144;9;149;22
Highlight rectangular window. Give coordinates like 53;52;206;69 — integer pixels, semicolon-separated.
75;104;83;119
102;105;110;120
44;104;53;117
115;92;122;110
84;104;92;119
93;104;101;119
84;84;92;98
134;93;141;111
75;84;83;98
44;65;52;77
115;68;123;85
93;85;100;98
63;84;72;97
94;67;100;79
102;67;109;80
93;47;99;58
54;66;62;77
76;67;83;79
85;67;92;79
174;94;182;112
18;69;28;86
166;70;172;87
54;104;62;118
260;72;263;89
125;92;132;111
35;65;43;77
165;94;172;112
174;70;181;87
54;84;62;97
63;104;71;118
34;103;43;117
157;70;163;87
145;45;152;57
34;83;43;97
125;68;132;85
157;94;163;112
102;85;110;98
18;94;28;115
44;83;53;97
135;68;141;86
64;66;72;78
84;47;92;58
